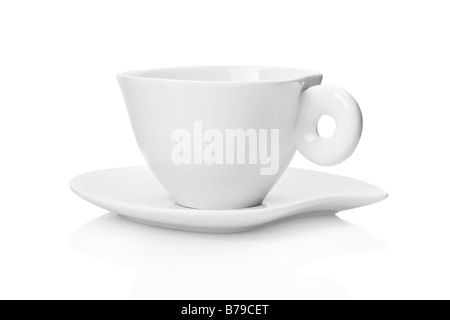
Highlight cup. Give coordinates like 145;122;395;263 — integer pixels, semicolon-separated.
117;66;362;209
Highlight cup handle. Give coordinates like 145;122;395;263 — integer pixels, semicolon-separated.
295;84;363;166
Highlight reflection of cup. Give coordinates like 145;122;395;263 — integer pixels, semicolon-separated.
71;214;384;299
117;66;362;209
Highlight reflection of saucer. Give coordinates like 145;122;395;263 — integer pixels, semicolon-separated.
70;167;387;233
71;214;385;299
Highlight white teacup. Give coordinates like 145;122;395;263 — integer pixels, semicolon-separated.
117;66;362;209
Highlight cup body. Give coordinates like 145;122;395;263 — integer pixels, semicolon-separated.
118;66;322;209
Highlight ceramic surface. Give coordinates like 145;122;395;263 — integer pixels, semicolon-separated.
117;66;362;209
70;167;387;233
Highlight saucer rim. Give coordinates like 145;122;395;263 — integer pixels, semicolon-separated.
69;166;388;232
69;166;388;215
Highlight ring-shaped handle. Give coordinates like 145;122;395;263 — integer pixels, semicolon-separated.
295;84;363;166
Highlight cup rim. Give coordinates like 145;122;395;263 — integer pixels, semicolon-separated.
116;65;322;85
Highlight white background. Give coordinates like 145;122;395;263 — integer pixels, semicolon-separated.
1;0;449;300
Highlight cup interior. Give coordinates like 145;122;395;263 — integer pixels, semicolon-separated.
118;66;320;83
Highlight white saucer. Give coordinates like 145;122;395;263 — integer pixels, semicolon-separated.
70;167;388;233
